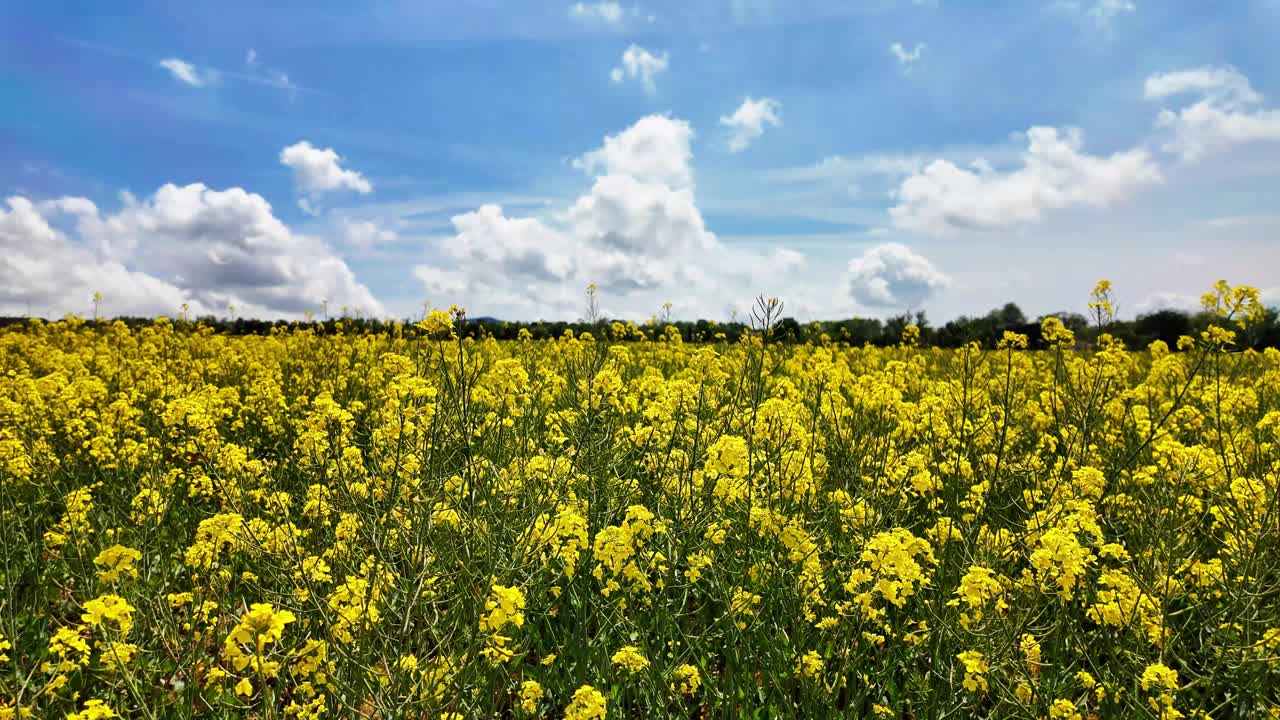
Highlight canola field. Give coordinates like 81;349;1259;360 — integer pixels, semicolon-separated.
2;288;1279;719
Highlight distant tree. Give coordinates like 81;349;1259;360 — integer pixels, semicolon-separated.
992;302;1027;326
6;299;1280;350
773;317;804;343
1134;309;1192;348
881;313;916;345
1252;306;1280;349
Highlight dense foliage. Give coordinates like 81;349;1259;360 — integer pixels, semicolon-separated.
3;297;1277;350
1;282;1278;719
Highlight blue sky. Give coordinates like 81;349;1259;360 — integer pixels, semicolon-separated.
2;0;1279;322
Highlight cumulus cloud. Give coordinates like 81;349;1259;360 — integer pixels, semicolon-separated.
413;114;807;321
340;219;398;248
720;97;782;153
280;141;373;200
448;204;577;282
573;114;694;187
0;185;383;319
413;266;469;297
1145;66;1280;162
1;197;195;318
847;242;950;309
890;126;1161;234
609;45;669;95
158;58;215;87
767;248;806;274
565;173;717;290
889;42;925;71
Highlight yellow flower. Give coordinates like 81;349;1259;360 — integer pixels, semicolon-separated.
796;650;824;680
479;584;527;632
227;603;296;646
418;308;456;337
98;641;139;673
1047;698;1082;720
950;565;1006;627
729;588;762;629
671;664;701;696
611;646;650;673
66;699;117;720
957;650;988;693
235;677;254;697
1040;316;1075;348
1020;634;1042;678
93;544;142;583
997;331;1028;350
1014;683;1033;704
81;595;135;637
1141;663;1179;693
564;684;607;720
519;680;544;714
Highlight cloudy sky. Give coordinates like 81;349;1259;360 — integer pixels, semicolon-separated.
3;0;1279;322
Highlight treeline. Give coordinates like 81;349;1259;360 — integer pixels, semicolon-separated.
2;302;1279;349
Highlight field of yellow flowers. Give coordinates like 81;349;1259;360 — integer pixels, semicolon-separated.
2;283;1278;719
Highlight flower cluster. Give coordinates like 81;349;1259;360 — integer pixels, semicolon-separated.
1;281;1277;719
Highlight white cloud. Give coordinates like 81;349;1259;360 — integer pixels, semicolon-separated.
1;197;194;318
0;185;383;319
1144;66;1280;162
158;58;215;87
847;242;950;309
610;44;669;95
448;204;577;282
768;248;806;274
890;126;1162;234
764;153;936;186
573;114;694;187
280;141;373;199
569;1;625;25
720;97;783;153
1133;291;1200;315
567;176;703;258
101;183;383;316
1144;66;1260;105
760;140;1030;199
1264;287;1280;308
414;266;468;297
158;52;304;97
340;218;398;248
413;114;809;321
1052;0;1136;28
889;42;925;71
